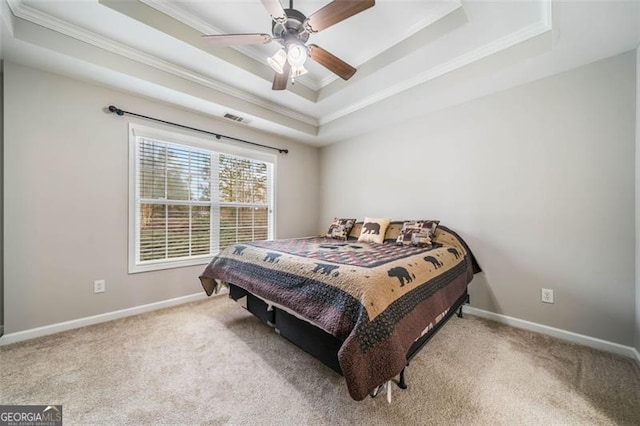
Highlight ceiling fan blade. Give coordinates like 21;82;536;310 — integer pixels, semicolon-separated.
272;62;291;90
202;33;272;47
305;0;375;33
261;0;287;22
308;44;356;80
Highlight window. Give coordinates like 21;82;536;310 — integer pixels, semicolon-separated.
129;124;275;273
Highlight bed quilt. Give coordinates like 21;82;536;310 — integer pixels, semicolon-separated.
199;226;480;400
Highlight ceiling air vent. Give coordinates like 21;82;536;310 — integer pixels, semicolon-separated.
223;113;245;123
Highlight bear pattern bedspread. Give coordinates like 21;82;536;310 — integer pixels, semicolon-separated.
199;225;480;400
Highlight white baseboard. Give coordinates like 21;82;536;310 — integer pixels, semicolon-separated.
463;306;640;365
0;291;223;346
2;294;638;368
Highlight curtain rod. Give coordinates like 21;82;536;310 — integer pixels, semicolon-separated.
107;105;289;154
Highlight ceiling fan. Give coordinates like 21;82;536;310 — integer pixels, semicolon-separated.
202;0;375;90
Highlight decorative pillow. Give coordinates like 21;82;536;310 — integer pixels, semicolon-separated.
348;222;363;240
326;218;356;240
410;229;433;247
383;221;404;243
358;217;391;244
396;220;440;247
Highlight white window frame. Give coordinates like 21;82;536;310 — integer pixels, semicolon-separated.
128;123;276;273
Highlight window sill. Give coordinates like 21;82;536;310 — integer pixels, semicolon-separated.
128;255;215;274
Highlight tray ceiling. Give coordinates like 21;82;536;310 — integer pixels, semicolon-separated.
1;1;639;146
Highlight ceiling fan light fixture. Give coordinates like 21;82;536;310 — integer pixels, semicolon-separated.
267;49;287;74
291;65;308;78
286;43;307;67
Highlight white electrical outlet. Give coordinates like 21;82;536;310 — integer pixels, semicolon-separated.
541;288;554;304
94;280;106;294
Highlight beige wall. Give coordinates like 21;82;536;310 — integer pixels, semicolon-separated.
636;46;640;353
320;52;636;346
3;62;319;334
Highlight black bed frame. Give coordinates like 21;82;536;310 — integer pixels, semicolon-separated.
228;284;469;394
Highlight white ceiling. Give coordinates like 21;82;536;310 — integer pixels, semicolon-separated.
1;0;639;146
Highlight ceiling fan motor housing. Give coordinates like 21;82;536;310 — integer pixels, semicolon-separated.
272;8;310;44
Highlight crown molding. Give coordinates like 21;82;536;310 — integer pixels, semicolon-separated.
316;0;463;89
6;0;318;127
1;0;14;36
142;0;463;92
319;8;552;126
363;0;462;66
6;0;554;132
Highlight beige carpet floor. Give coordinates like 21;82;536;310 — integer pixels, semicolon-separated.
1;295;639;425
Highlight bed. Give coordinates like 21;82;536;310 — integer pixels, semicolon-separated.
199;222;480;401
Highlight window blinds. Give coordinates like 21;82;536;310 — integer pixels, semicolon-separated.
135;137;272;266
218;154;272;250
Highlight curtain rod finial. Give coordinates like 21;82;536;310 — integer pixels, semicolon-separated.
108;105;124;116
